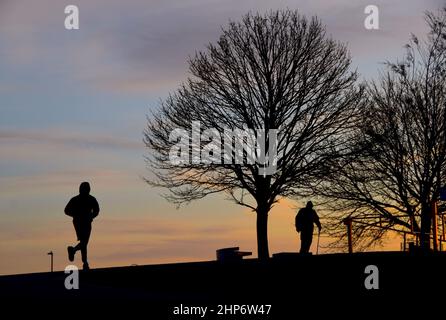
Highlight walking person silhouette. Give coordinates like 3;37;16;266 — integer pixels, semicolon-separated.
295;201;321;254
65;182;100;270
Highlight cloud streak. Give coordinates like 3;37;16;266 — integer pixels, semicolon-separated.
0;128;142;151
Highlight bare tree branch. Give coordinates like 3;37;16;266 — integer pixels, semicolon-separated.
144;10;363;258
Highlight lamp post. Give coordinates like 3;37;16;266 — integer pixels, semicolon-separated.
47;251;53;272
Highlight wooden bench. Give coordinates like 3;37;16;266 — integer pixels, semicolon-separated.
216;247;252;262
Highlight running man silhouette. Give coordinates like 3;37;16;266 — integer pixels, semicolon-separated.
295;201;321;254
65;182;100;270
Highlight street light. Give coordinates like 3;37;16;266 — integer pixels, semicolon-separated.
47;251;53;273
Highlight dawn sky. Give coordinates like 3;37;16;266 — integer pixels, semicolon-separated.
0;0;443;275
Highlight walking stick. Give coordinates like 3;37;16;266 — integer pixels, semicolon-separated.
316;230;321;255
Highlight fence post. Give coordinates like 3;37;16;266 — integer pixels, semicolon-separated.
442;214;445;241
343;218;353;254
432;200;439;252
410;216;414;232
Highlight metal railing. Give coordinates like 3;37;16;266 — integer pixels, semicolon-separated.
342;201;446;253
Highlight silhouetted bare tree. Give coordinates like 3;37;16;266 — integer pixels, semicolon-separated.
313;9;446;251
144;10;363;259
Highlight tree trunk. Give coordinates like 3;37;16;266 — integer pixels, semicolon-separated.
420;203;432;251
256;203;270;260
